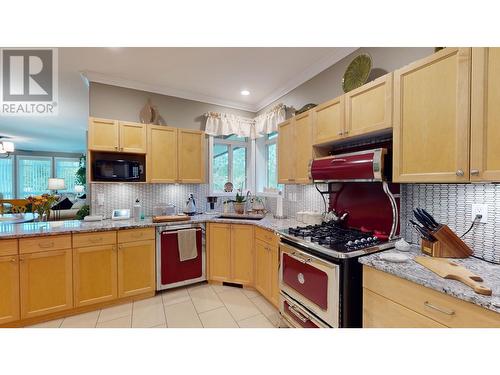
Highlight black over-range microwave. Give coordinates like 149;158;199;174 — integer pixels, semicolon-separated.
92;153;146;182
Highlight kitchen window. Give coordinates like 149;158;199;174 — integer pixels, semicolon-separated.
265;132;281;190
211;135;249;193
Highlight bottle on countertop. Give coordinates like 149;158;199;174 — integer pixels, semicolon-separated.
133;198;143;221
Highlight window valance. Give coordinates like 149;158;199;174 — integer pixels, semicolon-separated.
205;103;286;139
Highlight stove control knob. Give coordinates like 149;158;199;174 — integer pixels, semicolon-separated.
347;241;353;246
354;240;360;245
360;238;366;243
372;236;379;242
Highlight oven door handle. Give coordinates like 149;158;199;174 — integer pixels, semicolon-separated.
288;304;309;323
288;251;313;264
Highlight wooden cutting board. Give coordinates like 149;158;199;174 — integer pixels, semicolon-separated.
415;256;492;296
152;215;191;223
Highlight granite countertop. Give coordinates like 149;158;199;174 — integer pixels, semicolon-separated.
0;214;301;239
359;246;500;314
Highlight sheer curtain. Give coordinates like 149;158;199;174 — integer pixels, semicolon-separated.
205;103;286;139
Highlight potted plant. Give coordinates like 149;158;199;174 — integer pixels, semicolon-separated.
231;192;246;214
27;194;58;222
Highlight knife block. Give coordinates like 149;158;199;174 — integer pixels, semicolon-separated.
420;225;473;258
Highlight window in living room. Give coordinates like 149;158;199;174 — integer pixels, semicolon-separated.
0;156;14;199
17;156;52;197
55;157;80;193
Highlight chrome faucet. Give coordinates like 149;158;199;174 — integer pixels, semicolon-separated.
245;191;252;214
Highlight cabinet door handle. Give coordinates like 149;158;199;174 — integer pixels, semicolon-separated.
471;169;480;176
337;131;343;136
456;169;465;177
39;242;54;249
424;301;455;316
10;258;17;263
343;130;349;135
89;237;103;243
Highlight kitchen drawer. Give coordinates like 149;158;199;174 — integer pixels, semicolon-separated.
363;266;500;328
73;231;117;248
19;235;72;254
255;227;278;247
363;288;445;328
0;239;18;256
118;228;155;243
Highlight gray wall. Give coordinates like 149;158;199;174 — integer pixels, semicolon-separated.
89;82;255;130
257;47;434;115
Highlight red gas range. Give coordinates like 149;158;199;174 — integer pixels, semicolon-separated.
278;147;400;328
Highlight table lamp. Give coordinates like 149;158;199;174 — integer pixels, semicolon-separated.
48;178;66;195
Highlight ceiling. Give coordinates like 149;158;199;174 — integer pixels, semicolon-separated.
0;47;356;152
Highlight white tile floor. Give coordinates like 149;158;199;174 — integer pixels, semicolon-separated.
28;283;281;328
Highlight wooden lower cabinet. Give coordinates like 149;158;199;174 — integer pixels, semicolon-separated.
254;240;270;296
20;249;73;319
208;223;254;286
0;255;20;324
73;244;118;307
270;242;279;307
254;239;279;307
118;239;155;298
208;223;232;282
363;289;445;328
231;224;254;285
363;266;500;328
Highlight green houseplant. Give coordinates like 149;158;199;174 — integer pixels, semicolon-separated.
231;192;246;214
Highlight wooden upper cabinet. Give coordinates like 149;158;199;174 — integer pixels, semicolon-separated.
230;224;254;285
208;223;231;282
178;129;205;183
20;249;73;319
471;47;500;182
393;48;472;183
117;239;155;298
119;122;147;153
88;117;119;152
0;255;20;324
148;125;178;183
345;73;393;137
73;244;118;307
294;111;313;184
312;96;344;145
278;119;295;183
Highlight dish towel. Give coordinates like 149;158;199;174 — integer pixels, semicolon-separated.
177;229;198;261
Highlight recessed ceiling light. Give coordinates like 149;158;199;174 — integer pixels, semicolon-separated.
240;90;250;96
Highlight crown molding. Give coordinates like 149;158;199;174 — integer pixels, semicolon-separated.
254;47;358;112
82;48;359;114
81;71;257;112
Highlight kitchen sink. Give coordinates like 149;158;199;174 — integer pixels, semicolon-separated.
217;213;266;220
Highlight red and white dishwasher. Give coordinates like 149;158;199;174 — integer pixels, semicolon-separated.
156;223;206;290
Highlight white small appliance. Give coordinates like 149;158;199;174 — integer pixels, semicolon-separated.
111;209;131;220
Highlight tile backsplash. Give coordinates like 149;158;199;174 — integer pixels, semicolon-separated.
90;183;326;219
90;182;500;263
401;184;500;264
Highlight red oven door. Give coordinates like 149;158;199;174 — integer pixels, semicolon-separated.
160;228;203;286
280;242;339;327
